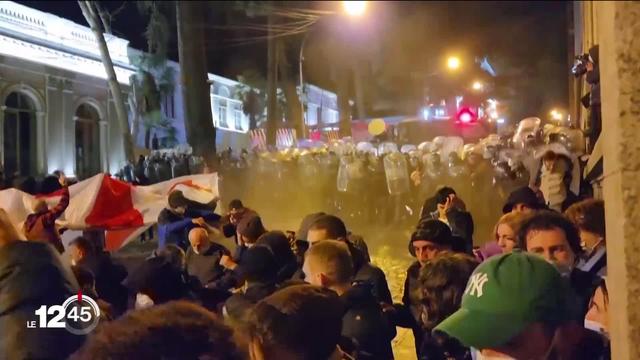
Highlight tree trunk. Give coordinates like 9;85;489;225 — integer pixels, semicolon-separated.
128;84;141;146
78;1;134;163
176;1;216;166
353;59;367;120
276;38;303;140
266;10;278;147
144;127;152;150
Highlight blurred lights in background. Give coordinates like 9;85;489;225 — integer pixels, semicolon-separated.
472;81;484;91
422;108;431;120
447;56;461;70
342;1;367;17
456;107;477;124
550;109;563;121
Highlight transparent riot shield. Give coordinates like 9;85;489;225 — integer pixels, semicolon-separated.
337;155;351;193
384;152;410;195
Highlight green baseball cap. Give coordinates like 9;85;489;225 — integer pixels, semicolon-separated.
434;251;569;350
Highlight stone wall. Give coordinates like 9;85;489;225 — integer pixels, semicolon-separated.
599;2;640;359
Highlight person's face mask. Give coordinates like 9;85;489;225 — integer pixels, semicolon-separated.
584;319;608;338
135;293;154;309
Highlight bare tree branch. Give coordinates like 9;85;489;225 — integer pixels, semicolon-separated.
94;2;112;34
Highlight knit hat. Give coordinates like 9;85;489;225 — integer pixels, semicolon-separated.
502;187;544;213
237;215;266;242
241;245;278;283
296;212;327;241
412;219;453;247
434;252;569;349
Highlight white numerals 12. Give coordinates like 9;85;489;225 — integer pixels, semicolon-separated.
34;305;65;328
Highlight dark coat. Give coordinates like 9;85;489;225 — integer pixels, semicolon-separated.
570;268;604;321
0;241;84;360
77;251;128;316
549;323;610;360
394;261;423;358
354;262;393;305
224;282;277;323
419;332;471;360
185;243;230;288
341;282;396;360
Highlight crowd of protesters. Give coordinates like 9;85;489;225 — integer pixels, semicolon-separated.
0;126;613;359
0;170;610;359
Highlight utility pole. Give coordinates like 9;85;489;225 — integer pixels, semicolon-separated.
266;9;278;147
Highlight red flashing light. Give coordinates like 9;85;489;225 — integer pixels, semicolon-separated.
456;107;477;124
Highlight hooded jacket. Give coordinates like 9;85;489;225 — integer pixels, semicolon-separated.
0;241;84;360
394;261;424;356
341;281;396;360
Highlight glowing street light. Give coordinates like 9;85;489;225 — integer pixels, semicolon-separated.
447;56;461;71
472;81;484;91
550;109;563;121
342;1;367;17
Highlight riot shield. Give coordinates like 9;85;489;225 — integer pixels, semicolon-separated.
384;152;410;195
400;144;417;154
418;141;432;153
512;117;542;150
378;142;399;156
337;155;351;193
440;136;464;162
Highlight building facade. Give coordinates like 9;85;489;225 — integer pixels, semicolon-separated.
303;83;340;140
0;1;135;180
0;1;340;181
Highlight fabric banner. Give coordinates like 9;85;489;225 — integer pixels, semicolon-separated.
0;173;218;233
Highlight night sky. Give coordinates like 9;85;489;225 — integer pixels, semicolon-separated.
19;1;569;118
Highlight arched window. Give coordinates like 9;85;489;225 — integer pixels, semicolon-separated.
75;103;101;179
218;85;231;98
3;92;37;177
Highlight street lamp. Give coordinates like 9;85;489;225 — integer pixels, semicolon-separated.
447;56;461;71
472;81;484;91
299;2;368;138
342;1;367;17
550;109;563;121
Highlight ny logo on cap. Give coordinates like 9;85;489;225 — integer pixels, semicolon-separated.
465;272;489;298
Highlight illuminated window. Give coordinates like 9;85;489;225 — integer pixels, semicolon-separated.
234;109;243;131
218;100;228;129
325;109;339;124
75;104;101;179
307;104;318;126
3;92;37;177
163;93;175;119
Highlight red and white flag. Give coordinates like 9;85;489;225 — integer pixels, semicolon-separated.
0;173;218;233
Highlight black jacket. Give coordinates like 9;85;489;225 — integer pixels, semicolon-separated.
419;332;471;360
341;282;396;360
224;282;277;323
347;241;393;304
185;243;230;288
0;241;84;360
394;261;423;357
77;251;128;316
570;268;604;321
355;262;393;305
